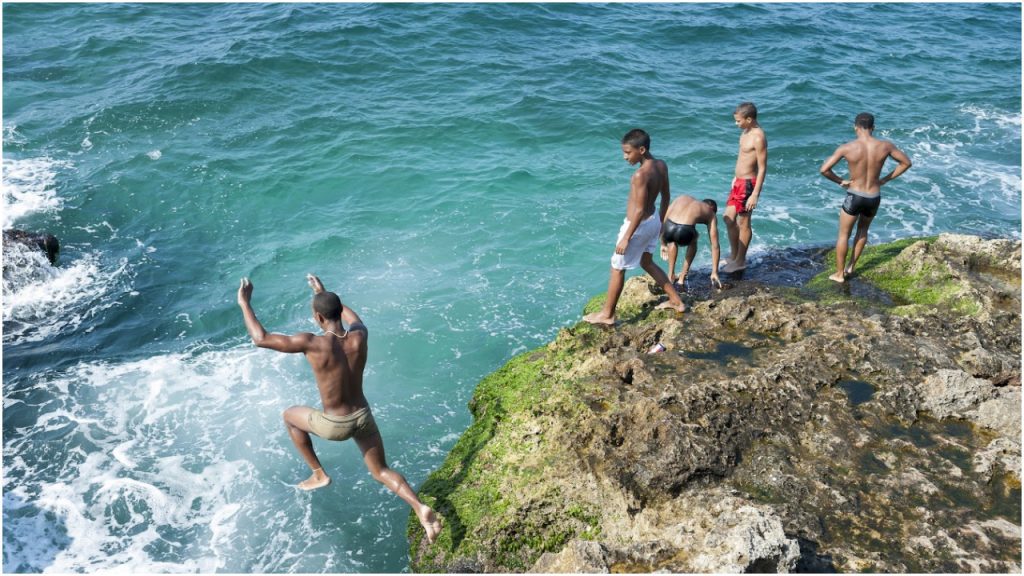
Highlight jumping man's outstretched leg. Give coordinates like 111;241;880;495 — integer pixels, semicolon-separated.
355;431;443;544
283;406;331;490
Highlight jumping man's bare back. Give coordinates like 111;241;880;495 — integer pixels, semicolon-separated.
237;274;442;544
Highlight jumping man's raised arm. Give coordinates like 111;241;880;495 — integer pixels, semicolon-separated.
238;277;314;353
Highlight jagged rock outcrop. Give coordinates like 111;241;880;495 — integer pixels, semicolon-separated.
409;234;1021;573
2;229;60;264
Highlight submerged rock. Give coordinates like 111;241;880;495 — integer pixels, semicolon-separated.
410;234;1021;573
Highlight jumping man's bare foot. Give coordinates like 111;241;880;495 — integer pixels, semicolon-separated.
583;312;615;326
297;468;331;491
655;300;686;313
828;272;846;283
418;504;443;544
844;266;854;277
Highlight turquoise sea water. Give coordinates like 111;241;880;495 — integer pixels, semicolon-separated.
2;3;1020;572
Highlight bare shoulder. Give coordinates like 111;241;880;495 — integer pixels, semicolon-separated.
656;158;669;173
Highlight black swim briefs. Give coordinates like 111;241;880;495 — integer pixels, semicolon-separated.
842;190;881;218
662;219;697;246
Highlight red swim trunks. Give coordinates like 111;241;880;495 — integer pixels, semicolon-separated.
726;177;756;214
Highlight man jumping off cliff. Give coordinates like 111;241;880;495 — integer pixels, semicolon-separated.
237;273;442;543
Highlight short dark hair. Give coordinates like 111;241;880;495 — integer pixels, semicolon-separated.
735;102;757;120
702;198;718;212
621;128;650;149
313;291;343;321
855;112;875;129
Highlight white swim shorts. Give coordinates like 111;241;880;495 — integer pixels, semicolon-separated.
610;214;661;270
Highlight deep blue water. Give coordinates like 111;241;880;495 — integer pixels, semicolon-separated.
3;3;1020;572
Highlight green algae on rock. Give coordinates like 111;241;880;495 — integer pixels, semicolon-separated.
409;234;1021;572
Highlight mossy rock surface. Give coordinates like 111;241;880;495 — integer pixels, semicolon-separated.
410;234;1021;573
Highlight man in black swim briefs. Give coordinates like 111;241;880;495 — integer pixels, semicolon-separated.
820;112;912;283
842;189;881;219
660;195;723;289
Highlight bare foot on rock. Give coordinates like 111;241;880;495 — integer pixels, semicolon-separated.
828;272;846;283
583;312;615;326
721;260;746;273
418;504;443;544
655;300;686;313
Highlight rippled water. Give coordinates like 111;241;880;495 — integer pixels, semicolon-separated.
3;3;1020;572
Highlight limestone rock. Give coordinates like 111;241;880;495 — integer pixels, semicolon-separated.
411;236;1021;573
530;540;609;573
689;506;800;573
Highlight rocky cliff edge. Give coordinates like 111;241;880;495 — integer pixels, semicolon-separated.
409;234;1021;573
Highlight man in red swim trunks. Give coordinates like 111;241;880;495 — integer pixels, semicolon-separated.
721;102;767;273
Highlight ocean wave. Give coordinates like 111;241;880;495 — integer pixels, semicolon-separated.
1;345;436;572
2;348;277;572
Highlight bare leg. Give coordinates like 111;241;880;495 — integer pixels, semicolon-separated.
681;241;698;288
737;213;752;265
355;432;442;544
830;210;857;283
665;243;679;283
641;253;685;313
722;206;739;264
283;406;331;490
722;213;752;273
583;267;624;325
846;215;874;276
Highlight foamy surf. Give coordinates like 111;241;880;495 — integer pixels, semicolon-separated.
2;242;130;343
1;157;66;229
2;345;409;572
2;347;292;572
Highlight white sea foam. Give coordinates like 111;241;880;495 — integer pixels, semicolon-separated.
2;242;130;343
6;334;472;571
1;157;66;229
3;347;296;572
959;103;1022;131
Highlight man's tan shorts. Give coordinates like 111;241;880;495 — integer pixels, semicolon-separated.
308;406;379;441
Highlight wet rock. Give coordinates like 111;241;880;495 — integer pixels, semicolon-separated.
2;229;60;264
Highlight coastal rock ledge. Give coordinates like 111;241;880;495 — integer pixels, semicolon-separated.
409;234;1021;573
